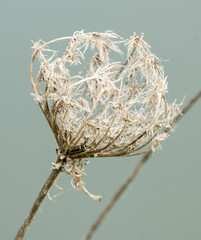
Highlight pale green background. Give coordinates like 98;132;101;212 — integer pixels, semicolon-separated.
1;0;201;239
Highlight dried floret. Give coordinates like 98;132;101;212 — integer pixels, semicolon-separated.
30;31;181;200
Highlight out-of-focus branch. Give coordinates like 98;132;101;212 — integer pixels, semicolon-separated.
173;91;201;123
82;89;201;240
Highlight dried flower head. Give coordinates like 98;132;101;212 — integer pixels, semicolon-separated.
30;30;180;200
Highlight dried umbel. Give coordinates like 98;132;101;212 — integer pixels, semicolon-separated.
30;31;180;200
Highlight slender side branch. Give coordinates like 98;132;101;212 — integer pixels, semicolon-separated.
82;89;201;240
83;152;152;240
14;168;62;240
173;90;201;123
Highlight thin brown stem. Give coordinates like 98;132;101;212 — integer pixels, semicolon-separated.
173;90;201;123
82;89;201;240
14;167;62;240
82;152;151;240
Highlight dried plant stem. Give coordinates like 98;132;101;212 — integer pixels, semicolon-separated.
83;89;201;240
173;90;201;123
14;168;62;240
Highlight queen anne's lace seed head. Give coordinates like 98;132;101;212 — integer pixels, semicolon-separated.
30;31;181;200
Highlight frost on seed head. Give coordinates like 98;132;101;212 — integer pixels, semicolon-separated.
30;30;181;200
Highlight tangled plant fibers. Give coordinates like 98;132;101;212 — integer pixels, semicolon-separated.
30;31;181;200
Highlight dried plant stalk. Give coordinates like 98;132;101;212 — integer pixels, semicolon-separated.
14;169;61;240
14;30;185;240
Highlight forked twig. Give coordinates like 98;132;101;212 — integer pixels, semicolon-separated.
82;90;201;240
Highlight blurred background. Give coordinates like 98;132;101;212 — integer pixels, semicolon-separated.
0;0;201;239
